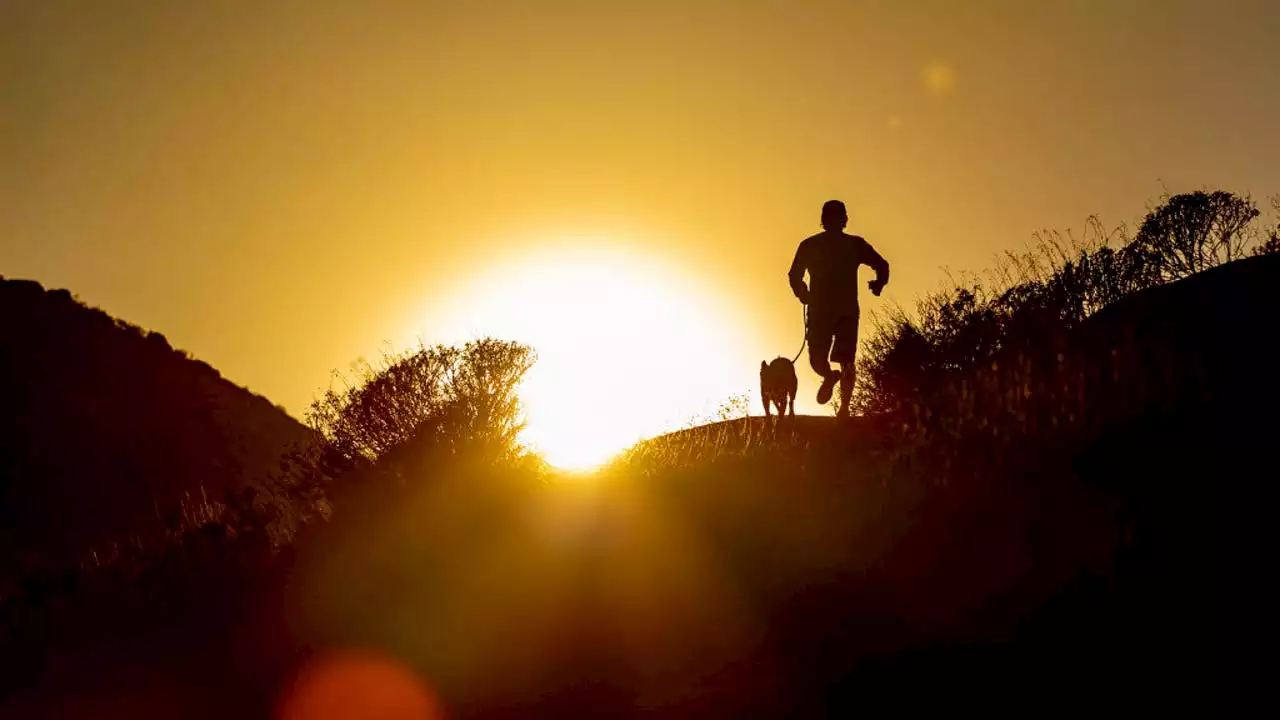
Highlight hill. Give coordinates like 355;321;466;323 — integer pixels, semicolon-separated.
4;255;1278;718
0;277;313;575
635;414;850;451
285;256;1278;717
594;253;1280;716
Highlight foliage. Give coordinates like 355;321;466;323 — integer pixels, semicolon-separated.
1251;195;1280;257
300;338;536;500
679;392;753;430
855;190;1271;419
1129;190;1259;282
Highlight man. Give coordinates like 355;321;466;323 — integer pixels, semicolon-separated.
788;200;890;417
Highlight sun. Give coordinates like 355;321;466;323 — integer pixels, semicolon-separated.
418;242;752;470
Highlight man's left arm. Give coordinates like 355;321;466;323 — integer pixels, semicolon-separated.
864;241;889;296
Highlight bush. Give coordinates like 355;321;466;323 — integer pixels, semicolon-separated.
297;338;536;504
1129;190;1258;282
856;190;1270;420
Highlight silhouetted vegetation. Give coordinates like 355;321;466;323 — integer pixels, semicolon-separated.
1253;195;1280;256
855;190;1277;423
276;338;540;513
312;339;533;469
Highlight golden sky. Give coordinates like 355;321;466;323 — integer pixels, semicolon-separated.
4;1;1278;460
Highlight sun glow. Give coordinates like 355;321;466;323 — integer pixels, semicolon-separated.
419;242;752;470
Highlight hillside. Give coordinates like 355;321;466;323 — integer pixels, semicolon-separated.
601;253;1280;716
0;278;313;575
3;255;1277;718
282;258;1276;717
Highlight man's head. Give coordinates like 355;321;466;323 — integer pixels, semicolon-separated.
821;200;848;231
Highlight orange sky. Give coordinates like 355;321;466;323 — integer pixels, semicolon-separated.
4;1;1279;426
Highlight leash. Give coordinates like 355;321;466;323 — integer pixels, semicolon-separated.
790;303;808;364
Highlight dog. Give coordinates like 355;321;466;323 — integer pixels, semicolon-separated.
760;357;797;418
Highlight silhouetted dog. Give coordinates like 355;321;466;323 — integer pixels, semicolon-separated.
760;357;797;418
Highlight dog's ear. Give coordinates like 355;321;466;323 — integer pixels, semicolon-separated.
760;360;768;372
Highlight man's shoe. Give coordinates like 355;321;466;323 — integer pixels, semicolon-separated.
816;373;839;405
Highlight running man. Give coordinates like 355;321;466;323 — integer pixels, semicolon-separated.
788;200;890;417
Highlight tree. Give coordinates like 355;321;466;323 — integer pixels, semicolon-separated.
1130;191;1259;283
305;338;536;485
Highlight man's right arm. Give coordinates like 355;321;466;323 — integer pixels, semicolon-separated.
788;241;810;303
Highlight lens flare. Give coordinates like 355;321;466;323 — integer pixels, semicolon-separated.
277;650;442;720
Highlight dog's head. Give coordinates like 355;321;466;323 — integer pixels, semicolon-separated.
760;357;796;397
759;359;776;385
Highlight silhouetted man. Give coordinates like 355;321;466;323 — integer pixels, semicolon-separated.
789;200;889;417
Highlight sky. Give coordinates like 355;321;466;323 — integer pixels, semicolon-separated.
4;1;1278;463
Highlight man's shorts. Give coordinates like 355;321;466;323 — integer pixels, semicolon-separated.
807;309;860;364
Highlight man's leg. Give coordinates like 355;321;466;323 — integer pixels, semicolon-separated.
832;313;860;418
808;339;834;379
837;362;856;418
807;315;840;405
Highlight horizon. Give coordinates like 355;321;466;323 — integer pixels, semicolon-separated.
5;0;1280;467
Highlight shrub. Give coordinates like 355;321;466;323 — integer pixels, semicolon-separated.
1129;190;1258;282
856;190;1270;420
299;338;536;502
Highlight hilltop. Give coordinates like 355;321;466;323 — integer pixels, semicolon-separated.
0;277;313;575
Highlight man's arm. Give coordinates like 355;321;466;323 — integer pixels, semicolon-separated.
788;241;810;303
864;241;889;295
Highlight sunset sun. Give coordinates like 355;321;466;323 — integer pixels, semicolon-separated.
420;242;753;470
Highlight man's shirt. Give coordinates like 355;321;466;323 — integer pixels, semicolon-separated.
789;231;889;316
